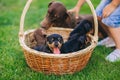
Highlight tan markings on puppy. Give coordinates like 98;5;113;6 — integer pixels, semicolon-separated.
47;42;54;51
47;42;61;51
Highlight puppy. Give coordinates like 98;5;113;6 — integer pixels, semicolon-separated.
34;28;47;47
34;34;64;54
69;19;93;37
40;1;77;29
61;20;92;53
61;34;88;53
25;28;47;48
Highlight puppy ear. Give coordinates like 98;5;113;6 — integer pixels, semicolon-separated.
64;12;72;24
65;12;77;27
65;12;69;18
48;1;54;7
60;37;64;44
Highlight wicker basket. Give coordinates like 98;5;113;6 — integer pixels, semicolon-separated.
19;0;98;75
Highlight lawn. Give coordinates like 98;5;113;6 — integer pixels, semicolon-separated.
0;0;120;80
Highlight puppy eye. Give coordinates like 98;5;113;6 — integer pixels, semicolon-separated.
43;34;47;38
54;14;57;17
54;15;59;18
51;38;54;41
58;38;61;41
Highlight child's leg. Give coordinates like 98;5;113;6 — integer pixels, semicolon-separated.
96;0;120;62
106;27;120;62
108;27;120;49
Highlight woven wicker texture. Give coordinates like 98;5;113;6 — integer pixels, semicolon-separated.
19;0;98;75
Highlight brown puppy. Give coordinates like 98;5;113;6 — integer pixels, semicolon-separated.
25;28;47;49
40;1;108;39
40;1;77;29
40;1;95;28
34;28;47;47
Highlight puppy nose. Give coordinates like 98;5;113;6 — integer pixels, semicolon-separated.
40;25;47;30
40;17;51;30
54;42;59;47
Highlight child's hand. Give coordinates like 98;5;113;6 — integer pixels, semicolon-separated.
102;2;119;18
68;7;80;19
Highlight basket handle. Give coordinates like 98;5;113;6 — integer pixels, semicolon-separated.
85;0;98;42
19;0;98;42
19;0;32;37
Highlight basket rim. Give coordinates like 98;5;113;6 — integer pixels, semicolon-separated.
19;28;97;58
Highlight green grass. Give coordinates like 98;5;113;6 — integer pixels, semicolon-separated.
0;0;120;80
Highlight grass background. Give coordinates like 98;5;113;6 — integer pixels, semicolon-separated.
0;0;120;80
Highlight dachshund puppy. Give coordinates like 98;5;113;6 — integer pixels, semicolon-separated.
34;34;64;54
69;19;93;37
61;34;88;53
40;1;77;29
34;28;47;47
25;28;47;48
61;20;92;53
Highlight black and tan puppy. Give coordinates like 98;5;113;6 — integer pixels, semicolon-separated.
61;20;92;53
61;34;88;53
69;20;93;37
34;34;64;54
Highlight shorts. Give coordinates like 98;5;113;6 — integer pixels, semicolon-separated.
96;0;120;28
